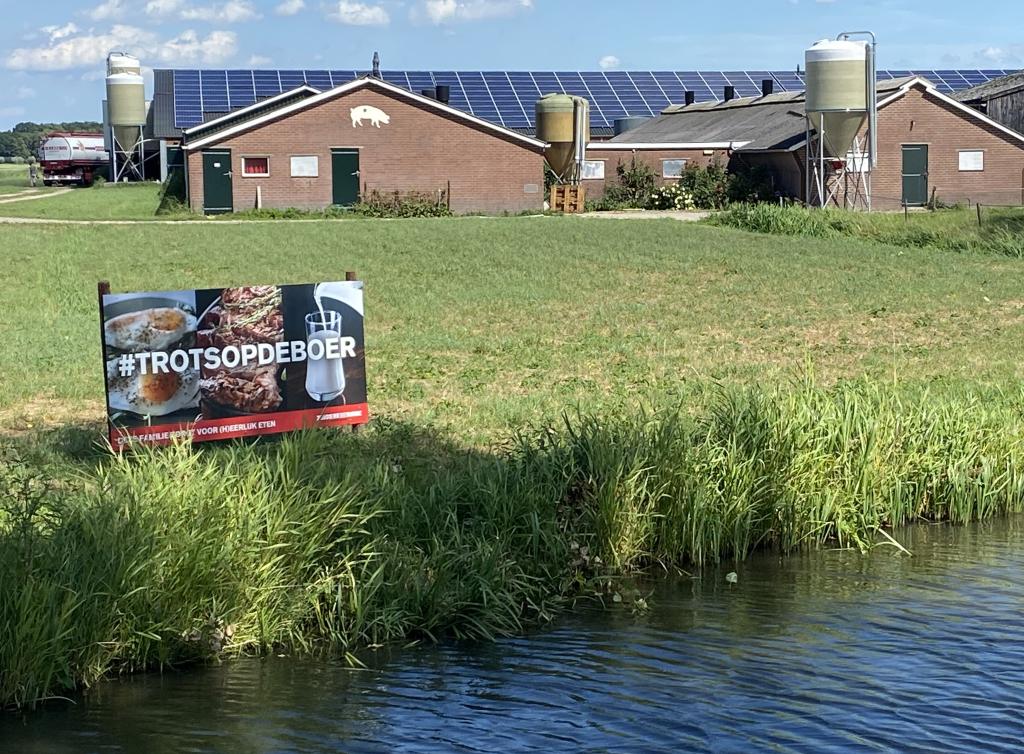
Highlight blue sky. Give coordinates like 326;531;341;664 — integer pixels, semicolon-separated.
2;0;1022;128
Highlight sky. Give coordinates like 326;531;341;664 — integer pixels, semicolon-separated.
2;0;1023;128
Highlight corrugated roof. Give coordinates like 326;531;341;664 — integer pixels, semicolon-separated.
609;77;918;151
955;71;1024;103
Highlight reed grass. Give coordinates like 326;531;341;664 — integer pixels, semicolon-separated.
4;381;1024;709
710;203;1024;258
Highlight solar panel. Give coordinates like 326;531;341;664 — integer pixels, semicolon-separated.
169;68;1017;131
199;70;229;113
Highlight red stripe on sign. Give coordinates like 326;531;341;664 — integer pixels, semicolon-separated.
109;404;370;450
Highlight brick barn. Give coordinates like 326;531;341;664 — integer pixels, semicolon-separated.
181;76;547;214
583;76;1024;209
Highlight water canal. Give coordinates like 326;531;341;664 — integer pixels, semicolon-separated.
4;517;1023;753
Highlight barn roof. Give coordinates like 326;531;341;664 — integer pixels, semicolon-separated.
598;77;918;153
954;71;1024;103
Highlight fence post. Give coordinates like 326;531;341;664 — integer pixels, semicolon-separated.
977;203;983;227
97;281;112;442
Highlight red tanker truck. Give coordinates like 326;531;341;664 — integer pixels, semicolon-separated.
37;132;110;186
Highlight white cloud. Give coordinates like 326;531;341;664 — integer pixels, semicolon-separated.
89;0;127;20
41;23;80;41
144;0;184;14
142;0;258;21
16;86;36;99
978;45;1023;64
420;0;532;24
599;55;619;70
275;0;305;14
5;25;238;70
247;54;272;66
181;0;260;22
328;1;390;25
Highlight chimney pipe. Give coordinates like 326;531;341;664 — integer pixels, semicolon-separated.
723;85;735;102
684;90;695;106
372;51;380;79
420;88;436;99
435;84;450;104
761;79;774;96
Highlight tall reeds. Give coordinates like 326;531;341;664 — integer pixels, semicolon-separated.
3;381;1023;708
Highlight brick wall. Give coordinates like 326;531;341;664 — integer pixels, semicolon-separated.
862;84;1024;209
185;86;545;214
582;147;731;198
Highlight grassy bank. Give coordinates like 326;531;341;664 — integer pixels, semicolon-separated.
4;381;1024;709
4;215;1024;708
710;203;1024;258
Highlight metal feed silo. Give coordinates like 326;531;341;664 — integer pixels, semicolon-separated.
804;39;868;159
536;94;576;180
804;33;877;210
105;52;146;180
536;94;590;183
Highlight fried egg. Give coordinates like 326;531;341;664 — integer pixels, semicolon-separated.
106;359;200;416
104;307;197;352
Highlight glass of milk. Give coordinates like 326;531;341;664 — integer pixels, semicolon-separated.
304;310;346;402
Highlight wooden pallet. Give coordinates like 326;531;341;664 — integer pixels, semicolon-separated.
550;184;585;214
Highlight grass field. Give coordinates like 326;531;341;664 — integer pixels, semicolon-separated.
3;217;1023;445
5;212;1024;708
0;181;168;218
0;163;38;195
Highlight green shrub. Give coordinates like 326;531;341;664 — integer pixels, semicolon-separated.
678;162;730;209
352;189;451;218
727;163;776;204
603;157;657;208
712;203;854;237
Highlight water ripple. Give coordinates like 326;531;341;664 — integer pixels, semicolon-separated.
4;517;1024;753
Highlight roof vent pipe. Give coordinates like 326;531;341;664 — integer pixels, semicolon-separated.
723;85;735;102
762;79;774;96
435;84;450;104
684;90;695;106
372;51;381;78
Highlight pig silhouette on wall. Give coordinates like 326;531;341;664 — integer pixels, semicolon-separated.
350;105;390;128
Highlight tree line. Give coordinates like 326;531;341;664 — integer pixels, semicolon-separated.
0;121;104;161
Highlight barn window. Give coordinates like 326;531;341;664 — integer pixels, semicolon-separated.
290;155;318;177
580;160;605;180
662;159;687;178
241;157;270;176
958;150;984;172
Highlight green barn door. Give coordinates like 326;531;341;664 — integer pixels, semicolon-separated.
331;150;360;206
901;145;928;206
202;150;233;214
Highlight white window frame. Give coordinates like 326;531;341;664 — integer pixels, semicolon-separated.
845;149;870;174
958;150;984;172
240;155;270;178
290;155;319;178
662;159;687;179
580;159;606;180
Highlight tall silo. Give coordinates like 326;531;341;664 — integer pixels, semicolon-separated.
804;34;877;209
536;94;590;183
105;52;146;180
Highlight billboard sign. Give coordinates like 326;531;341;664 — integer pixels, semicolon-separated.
100;281;368;449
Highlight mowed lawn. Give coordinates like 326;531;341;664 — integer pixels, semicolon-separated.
3;216;1023;443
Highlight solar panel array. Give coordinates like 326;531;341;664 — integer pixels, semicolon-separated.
171;68;1018;131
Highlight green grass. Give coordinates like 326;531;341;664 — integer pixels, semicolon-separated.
4;215;1024;709
0;182;170;219
712;203;1024;258
3;218;1023;445
0;163;52;196
4;382;1024;708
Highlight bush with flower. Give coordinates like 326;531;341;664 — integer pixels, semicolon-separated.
647;183;697;211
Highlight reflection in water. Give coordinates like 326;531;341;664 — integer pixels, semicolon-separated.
5;517;1024;753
